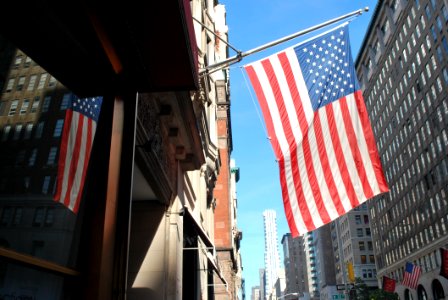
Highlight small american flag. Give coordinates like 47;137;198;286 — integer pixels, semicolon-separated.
54;96;102;213
244;23;388;237
402;262;421;290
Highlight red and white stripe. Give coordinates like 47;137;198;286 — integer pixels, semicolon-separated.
54;109;97;213
245;47;388;237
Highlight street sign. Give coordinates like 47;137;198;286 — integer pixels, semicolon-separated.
336;284;354;290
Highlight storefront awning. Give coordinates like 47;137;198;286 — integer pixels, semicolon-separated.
206;251;228;286
183;208;227;285
183;207;214;250
0;0;199;97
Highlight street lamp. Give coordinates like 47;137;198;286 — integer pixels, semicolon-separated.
277;292;299;299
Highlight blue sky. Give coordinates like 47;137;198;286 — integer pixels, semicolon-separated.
220;0;379;294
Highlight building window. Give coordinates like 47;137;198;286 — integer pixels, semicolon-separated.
0;207;12;226
27;75;37;91
28;148;38;166
45;208;54;227
15;150;26;167
5;78;14;92
42;96;51;112
16;76;25;91
12;124;23;141
13;55;22;68
24;123;33;140
53;119;64;137
42;176;51;194
357;228;363;237
46;147;57;165
31;96;40;113
425;5;432;19
12;207;23;226
361;255;367;264
60;93;71;110
37;73;48;89
20;99;30;115
355;215;362;224
359;241;365;251
24;56;32;67
33;207;45;226
48;76;57;87
1;125;11;142
8;100;19;116
34;121;44;139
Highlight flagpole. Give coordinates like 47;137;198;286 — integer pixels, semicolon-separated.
199;7;369;75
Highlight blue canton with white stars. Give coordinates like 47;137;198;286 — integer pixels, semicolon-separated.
71;96;103;122
294;25;360;111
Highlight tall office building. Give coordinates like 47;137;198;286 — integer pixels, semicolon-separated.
251;286;261;300
263;209;281;298
281;233;309;297
259;268;266;300
314;224;337;300
330;205;378;290
303;231;319;299
356;0;448;298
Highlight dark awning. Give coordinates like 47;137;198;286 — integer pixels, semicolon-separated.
0;0;199;97
183;207;214;249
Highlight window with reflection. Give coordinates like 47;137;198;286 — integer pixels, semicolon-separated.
0;46;104;299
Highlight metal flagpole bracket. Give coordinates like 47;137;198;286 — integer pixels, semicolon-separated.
199;7;369;76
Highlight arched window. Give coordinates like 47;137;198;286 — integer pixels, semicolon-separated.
432;279;445;300
417;285;428;300
405;289;414;300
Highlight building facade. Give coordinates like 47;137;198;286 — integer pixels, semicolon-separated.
211;4;243;299
0;0;239;299
331;205;378;290
251;286;261;300
303;231;319;299
259;268;266;300
314;224;337;300
356;0;448;298
262;210;281;299
281;233;309;298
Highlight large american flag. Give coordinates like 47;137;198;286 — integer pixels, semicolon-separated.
402;262;421;289
244;23;388;237
54;96;102;213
